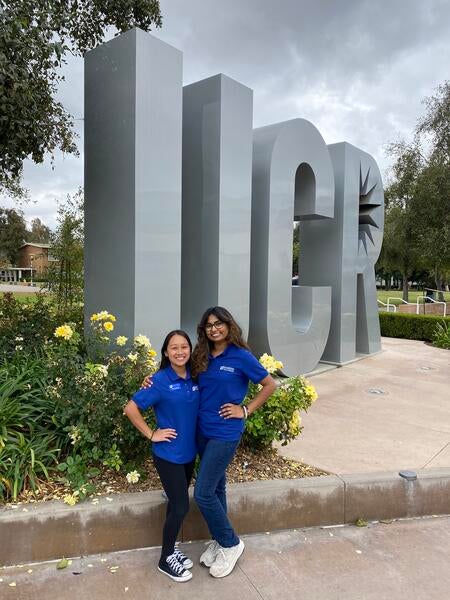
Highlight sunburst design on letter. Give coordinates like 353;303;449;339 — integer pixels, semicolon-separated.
358;164;381;256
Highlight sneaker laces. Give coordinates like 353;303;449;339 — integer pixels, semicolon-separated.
213;547;228;568
166;553;185;575
173;548;189;563
205;540;219;553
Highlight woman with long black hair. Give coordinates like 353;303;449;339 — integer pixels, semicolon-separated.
124;330;199;582
191;306;276;578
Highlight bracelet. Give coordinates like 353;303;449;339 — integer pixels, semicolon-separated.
242;405;249;419
150;429;157;441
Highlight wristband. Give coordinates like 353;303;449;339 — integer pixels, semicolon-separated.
150;429;156;441
242;405;249;419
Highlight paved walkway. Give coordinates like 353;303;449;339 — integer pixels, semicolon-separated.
1;516;449;599
281;337;450;474
0;283;43;293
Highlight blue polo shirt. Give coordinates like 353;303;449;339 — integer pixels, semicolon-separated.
198;344;268;441
132;366;199;464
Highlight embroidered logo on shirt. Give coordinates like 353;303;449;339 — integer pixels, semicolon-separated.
169;384;182;390
192;385;199;391
219;366;235;373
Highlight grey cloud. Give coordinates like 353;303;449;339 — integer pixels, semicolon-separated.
3;0;450;224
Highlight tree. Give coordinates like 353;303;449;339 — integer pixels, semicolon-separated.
0;207;28;264
46;189;84;311
381;139;424;301
415;82;450;299
28;218;51;243
378;81;450;300
413;162;450;299
0;1;162;198
418;81;450;165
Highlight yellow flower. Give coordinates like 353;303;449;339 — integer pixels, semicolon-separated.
68;426;81;445
54;325;74;340
96;365;109;378
63;493;79;506
288;411;302;435
116;336;128;347
134;334;151;348
148;348;157;357
304;383;318;402
127;352;138;363
126;470;141;484
93;310;116;322
103;321;114;332
259;353;283;374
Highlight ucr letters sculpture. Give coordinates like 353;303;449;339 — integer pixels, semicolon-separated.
84;29;384;375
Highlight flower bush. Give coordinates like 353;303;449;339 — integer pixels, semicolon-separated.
0;296;158;501
49;315;159;480
0;292;83;359
0;293;318;502
243;357;317;450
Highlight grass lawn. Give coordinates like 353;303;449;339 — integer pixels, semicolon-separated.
377;290;450;305
0;290;51;302
4;287;449;306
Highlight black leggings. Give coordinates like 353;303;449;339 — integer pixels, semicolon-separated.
153;453;195;560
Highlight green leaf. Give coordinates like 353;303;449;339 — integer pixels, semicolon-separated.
355;518;368;527
56;557;69;570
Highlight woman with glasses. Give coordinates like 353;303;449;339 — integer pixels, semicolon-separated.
191;306;276;578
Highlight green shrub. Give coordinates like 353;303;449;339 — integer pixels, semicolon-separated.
0;355;65;501
0;305;159;502
379;312;450;342
49;312;158;468
0;292;83;358
433;320;450;349
242;375;317;450
56;454;99;499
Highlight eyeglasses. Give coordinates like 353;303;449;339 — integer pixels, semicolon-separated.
204;320;225;332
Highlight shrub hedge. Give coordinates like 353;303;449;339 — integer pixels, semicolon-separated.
379;312;450;342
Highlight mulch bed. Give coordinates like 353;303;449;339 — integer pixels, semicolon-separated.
3;447;328;508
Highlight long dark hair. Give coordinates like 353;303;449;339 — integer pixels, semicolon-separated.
159;330;193;371
191;307;249;377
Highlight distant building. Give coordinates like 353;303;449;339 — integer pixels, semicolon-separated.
17;243;57;275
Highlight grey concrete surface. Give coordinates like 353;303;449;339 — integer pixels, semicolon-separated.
1;516;449;600
281;337;450;474
0;284;43;293
3;468;450;567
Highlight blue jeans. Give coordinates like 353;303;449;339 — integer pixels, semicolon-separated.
194;433;240;548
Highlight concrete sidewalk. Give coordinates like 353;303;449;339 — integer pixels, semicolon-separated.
0;284;43;293
1;516;449;600
281;337;450;474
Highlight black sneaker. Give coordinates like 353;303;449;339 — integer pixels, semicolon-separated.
158;554;192;582
173;548;194;569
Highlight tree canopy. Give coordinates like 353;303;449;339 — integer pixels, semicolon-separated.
0;0;162;198
0;207;28;265
46;189;84;310
378;81;450;300
0;208;52;265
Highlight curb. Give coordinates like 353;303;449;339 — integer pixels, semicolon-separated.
1;468;450;566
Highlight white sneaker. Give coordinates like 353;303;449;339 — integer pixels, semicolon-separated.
200;540;220;567
209;539;245;578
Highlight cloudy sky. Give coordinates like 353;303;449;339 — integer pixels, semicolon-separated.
3;0;450;229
